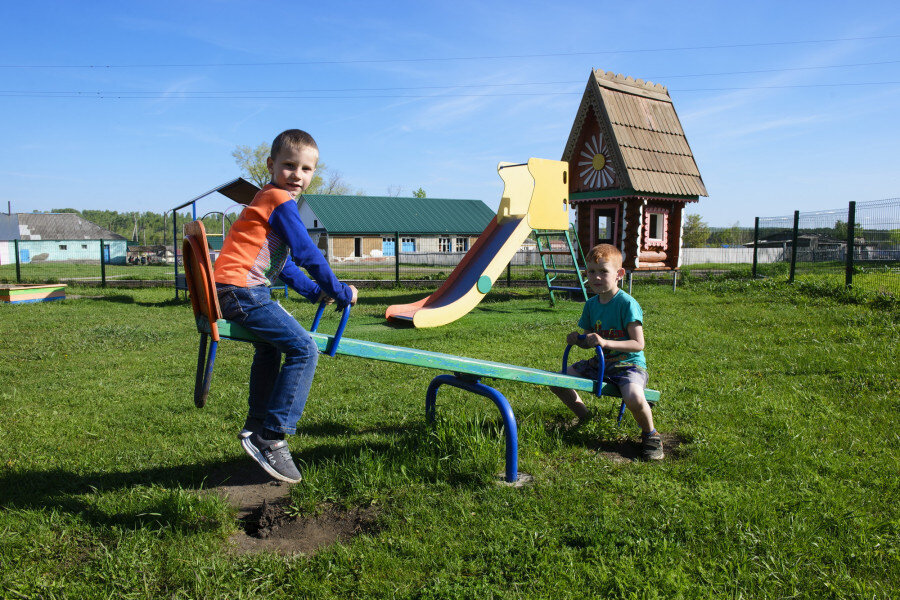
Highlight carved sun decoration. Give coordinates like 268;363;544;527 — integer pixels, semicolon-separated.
578;134;616;188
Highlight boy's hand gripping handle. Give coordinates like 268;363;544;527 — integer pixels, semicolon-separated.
561;334;605;395
310;301;351;357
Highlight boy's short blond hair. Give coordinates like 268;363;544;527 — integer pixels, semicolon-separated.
585;243;623;269
271;129;318;160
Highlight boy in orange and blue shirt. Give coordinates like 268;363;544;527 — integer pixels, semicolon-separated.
551;243;663;460
214;129;358;483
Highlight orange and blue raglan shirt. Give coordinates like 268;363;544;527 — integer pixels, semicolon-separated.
214;184;352;306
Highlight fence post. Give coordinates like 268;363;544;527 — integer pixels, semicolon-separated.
846;201;856;289
14;239;21;283
789;210;799;283
100;240;107;287
507;261;511;287
394;232;400;284
173;211;179;300
752;217;760;278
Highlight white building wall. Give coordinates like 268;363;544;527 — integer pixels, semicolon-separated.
679;247;784;265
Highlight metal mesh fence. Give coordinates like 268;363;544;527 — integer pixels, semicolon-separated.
754;198;900;296
6;200;897;300
0;239;175;285
322;248;553;284
853;198;900;295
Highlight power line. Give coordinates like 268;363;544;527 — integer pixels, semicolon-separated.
1;34;898;69
1;59;898;97
2;81;898;100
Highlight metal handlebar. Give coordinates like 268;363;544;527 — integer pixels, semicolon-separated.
561;334;605;395
310;301;351;357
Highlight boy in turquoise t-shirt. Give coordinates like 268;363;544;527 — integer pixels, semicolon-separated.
551;243;663;460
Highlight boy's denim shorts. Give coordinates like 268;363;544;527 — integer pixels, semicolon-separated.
570;356;649;389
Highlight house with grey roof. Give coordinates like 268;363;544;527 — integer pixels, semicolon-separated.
298;195;495;262
562;69;708;271
0;213;128;265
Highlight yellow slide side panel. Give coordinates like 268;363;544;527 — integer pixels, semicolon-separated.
496;162;533;224
526;158;570;231
412;217;533;328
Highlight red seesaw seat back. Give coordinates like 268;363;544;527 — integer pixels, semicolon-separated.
182;220;222;341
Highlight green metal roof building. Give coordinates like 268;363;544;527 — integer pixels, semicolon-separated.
299;195;494;235
298;195;496;260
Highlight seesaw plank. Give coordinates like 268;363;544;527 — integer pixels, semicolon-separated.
207;317;661;403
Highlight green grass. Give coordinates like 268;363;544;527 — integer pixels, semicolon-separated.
1;282;897;598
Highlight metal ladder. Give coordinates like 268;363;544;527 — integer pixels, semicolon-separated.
534;228;588;304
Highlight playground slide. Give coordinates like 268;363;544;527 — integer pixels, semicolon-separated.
386;158;570;328
385;214;532;328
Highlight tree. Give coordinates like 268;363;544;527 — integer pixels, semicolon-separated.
231;143;271;187
890;229;900;244
833;220;862;241
413;187;426;198
721;221;745;246
232;143;354;195
682;213;710;247
308;167;352;195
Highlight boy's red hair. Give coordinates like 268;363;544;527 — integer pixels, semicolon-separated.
585;243;623;269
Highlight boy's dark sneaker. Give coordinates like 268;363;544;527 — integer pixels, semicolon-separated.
641;431;665;461
241;432;302;483
238;416;264;440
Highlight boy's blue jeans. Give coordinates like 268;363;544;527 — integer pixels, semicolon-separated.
216;284;319;435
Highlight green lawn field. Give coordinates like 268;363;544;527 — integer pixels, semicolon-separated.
1;281;897;598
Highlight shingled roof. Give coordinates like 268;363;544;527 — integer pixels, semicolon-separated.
562;69;707;198
14;213;126;240
299;195;495;235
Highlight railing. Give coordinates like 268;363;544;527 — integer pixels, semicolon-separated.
752;199;899;296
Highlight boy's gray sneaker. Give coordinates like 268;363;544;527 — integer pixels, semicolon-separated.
241;432;302;483
641;431;665;461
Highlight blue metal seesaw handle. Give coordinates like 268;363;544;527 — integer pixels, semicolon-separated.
310;300;351;357
561;334;605;396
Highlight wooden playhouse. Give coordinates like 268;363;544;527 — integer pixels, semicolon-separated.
562;70;707;272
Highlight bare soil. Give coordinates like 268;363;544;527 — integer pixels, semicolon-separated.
204;462;380;556
595;431;684;463
202;430;681;555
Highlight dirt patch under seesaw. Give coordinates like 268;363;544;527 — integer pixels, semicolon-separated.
205;462;379;556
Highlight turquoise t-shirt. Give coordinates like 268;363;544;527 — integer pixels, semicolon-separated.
577;289;646;369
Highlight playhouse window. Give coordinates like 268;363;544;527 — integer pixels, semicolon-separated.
597;215;612;241
648;213;666;241
439;237;451;252
455;238;469;252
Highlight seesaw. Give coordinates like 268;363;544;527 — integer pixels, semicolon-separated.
183;221;660;482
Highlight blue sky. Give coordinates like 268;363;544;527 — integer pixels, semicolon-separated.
1;0;898;226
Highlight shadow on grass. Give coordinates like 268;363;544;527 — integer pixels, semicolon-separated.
0;419;495;530
545;412;686;463
82;295;189;308
84;294;136;304
296;419;425;438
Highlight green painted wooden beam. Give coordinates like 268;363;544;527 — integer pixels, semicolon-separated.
204;317;660;403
